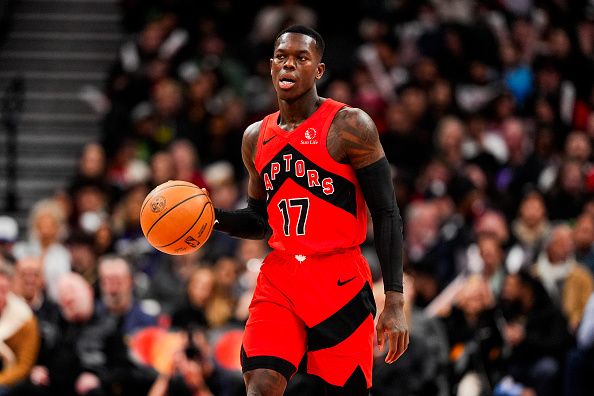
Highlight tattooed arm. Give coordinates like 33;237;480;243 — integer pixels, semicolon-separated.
328;107;409;364
327;107;384;168
213;122;271;240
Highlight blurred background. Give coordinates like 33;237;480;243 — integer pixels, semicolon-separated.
0;0;594;395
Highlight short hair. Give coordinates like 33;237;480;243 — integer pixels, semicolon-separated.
28;198;66;240
275;25;325;60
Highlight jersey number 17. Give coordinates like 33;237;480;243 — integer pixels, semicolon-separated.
277;198;310;236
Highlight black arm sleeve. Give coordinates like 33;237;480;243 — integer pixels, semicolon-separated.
214;197;271;240
355;157;404;293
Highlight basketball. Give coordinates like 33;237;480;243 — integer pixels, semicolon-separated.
140;180;215;255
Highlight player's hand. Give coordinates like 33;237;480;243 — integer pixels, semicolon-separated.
376;291;409;364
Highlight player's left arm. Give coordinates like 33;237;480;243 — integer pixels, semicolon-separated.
329;107;409;364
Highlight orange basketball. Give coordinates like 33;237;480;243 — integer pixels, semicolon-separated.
140;180;215;255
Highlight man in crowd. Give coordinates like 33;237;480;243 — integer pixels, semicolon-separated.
0;263;39;394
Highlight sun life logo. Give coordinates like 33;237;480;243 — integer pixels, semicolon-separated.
301;128;318;145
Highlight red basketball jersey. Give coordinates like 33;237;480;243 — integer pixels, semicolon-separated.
254;99;368;255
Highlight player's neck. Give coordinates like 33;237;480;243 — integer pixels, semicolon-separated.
277;94;323;131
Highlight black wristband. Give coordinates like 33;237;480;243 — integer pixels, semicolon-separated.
214;198;271;240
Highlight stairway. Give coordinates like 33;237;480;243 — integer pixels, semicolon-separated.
0;0;124;227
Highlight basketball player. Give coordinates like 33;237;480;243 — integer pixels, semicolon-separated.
213;25;408;395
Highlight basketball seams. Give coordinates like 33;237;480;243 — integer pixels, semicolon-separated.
145;193;206;238
140;183;201;216
156;202;213;248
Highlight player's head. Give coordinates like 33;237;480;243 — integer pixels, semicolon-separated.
275;25;325;60
271;25;325;101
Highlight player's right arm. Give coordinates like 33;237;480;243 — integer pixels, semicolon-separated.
212;122;271;240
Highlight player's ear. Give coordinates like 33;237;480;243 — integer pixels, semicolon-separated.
270;58;273;74
316;63;325;80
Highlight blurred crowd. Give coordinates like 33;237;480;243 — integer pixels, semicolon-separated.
1;0;594;395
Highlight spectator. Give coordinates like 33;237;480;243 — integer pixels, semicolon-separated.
564;291;594;396
97;255;160;396
148;151;176;190
97;255;157;336
498;270;571;396
65;232;99;295
434;116;466;170
169;139;208;188
381;101;428;175
104;19;165;118
473;210;510;247
357;34;405;103
500;41;534;107
201;161;241;261
213;256;240;300
104;139;151;192
0;263;39;393
198;112;244;176
12;257;60;381
146;329;219;396
573;212;594;274
150;79;190;147
564;131;591;166
509;190;551;270
443;275;504;396
372;272;449;396
184;70;217;137
495;118;543;217
14;273;128;396
111;183;152;261
12;257;54;316
234;257;262;324
428;78;457;124
533;224;594;331
546;159;587;221
71;142;107;181
204;275;236;330
460;113;502;184
476;234;507;297
68;142;115;223
13;199;71;302
404;200;446;299
147;252;201;315
69;179;110;236
171;267;215;330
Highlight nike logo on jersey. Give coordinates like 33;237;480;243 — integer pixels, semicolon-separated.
263;135;276;145
337;276;356;286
